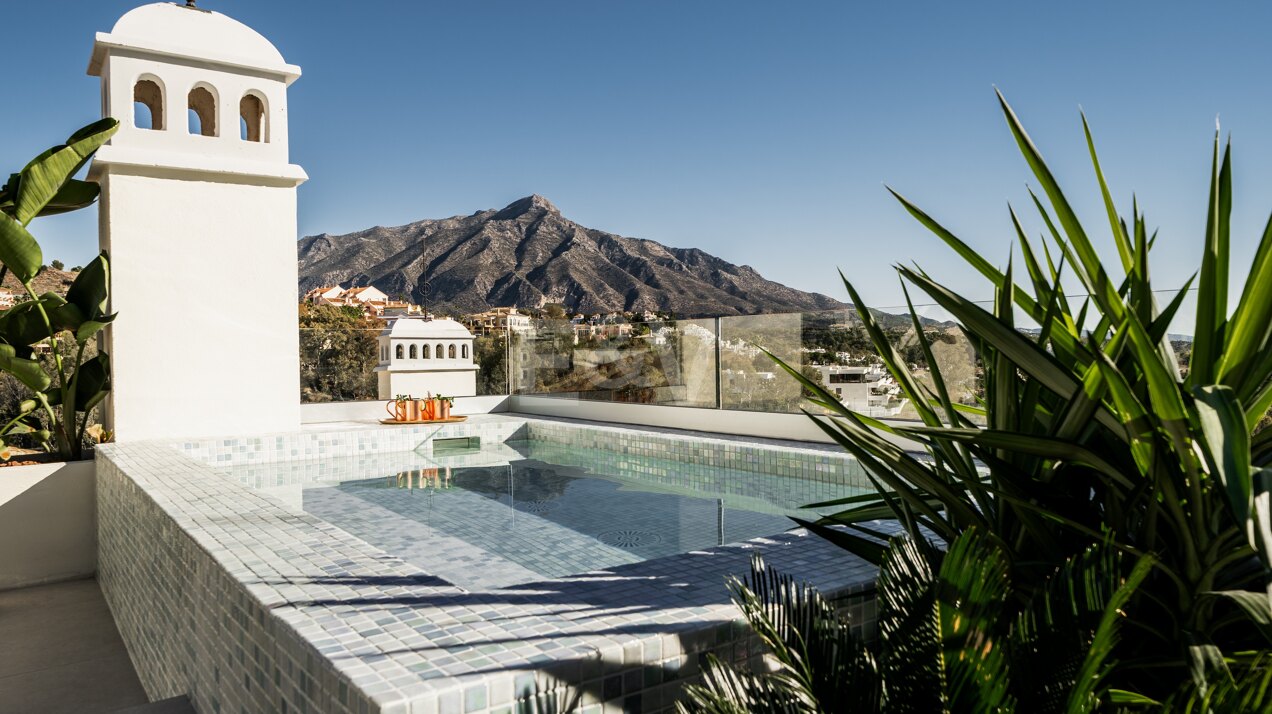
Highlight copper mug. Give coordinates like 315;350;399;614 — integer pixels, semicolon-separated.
418;398;435;421
385;399;406;421
386;398;420;422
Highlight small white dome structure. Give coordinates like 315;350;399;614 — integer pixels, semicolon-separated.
375;318;480;400
103;3;288;68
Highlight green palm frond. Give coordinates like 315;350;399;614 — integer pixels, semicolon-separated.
740;555;879;710
933;530;1014;712
843;529;1017;713
677;554;876;713
876;536;945;712
678;655;812;714
1157;653;1272;714
1010;546;1156;714
679;527;1165;713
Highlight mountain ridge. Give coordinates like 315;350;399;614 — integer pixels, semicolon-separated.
297;195;847;318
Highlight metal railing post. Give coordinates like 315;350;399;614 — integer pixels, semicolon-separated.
715;316;723;410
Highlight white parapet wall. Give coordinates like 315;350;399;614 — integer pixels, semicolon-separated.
508;394;924;450
510;394;837;442
0;460;96;591
300;395;510;424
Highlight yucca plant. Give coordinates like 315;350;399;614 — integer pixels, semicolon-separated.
767;91;1272;700
678;528;1153;713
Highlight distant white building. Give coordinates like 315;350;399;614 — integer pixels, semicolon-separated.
303;286;344;304
305;284;390;306
649;327;673;346
375;317;479;399
721;368;777;386
571;321;635;344
681;323;717;344
462;307;532;336
343;285;389;304
720;338;761;357
816;365;905;416
305;284;422;321
378;303;424;319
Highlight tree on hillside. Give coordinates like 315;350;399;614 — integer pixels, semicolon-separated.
50;259;64;271
474;335;508;396
799;365;825;400
298;303;381;402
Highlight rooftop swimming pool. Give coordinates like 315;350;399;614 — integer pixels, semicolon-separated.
97;415;881;714
221;438;865;590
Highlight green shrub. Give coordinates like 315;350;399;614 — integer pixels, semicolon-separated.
679;530;1153;713
757;91;1272;704
0;119;119;460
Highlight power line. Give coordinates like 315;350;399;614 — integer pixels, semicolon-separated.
871;286;1200;312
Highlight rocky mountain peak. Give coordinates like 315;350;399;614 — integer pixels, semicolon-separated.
492;194;560;220
297;198;846;318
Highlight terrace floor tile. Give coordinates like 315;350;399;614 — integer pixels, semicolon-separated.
0;578;149;714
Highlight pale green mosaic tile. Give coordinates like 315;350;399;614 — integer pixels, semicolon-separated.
97;414;884;713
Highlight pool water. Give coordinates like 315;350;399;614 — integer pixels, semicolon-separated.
227;439;862;590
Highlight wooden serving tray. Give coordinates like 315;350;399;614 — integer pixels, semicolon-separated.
379;416;469;425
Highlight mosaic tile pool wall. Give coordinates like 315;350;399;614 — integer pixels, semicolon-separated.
97;416;881;713
523;420;871;487
177;417;530;466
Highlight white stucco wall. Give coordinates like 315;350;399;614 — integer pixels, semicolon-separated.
376;370;478;400
89;4;306;441
0;461;96;590
99;174;301;440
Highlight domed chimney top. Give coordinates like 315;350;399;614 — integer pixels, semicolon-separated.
88;2;299;83
86;2;306;186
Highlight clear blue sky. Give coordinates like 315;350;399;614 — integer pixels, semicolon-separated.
6;1;1270;326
